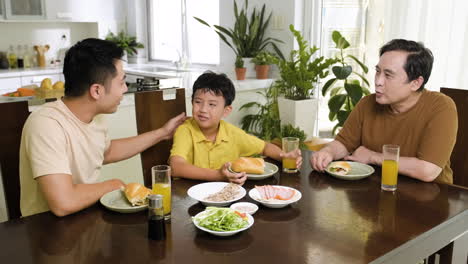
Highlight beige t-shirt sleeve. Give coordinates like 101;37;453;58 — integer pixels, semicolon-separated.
335;95;370;153
417;96;458;168
23;115;71;178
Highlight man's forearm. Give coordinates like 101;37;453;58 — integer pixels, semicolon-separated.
370;153;441;182
104;129;167;164
39;175;123;217
323;141;349;160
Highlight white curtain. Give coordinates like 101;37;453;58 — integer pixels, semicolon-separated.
366;0;468;91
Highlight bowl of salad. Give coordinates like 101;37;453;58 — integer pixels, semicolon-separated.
192;207;254;236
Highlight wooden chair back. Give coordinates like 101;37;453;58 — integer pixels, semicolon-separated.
0;101;30;219
440;87;468;188
134;88;186;187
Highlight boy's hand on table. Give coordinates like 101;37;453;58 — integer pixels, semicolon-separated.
219;162;247;185
280;149;303;169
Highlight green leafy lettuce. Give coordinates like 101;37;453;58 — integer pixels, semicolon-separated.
193;207;248;231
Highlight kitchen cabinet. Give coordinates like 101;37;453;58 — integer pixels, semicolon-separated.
45;0;124;22
21;73;61;87
4;0;45;20
0;77;21;94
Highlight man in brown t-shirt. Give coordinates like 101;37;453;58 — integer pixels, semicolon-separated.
310;39;457;184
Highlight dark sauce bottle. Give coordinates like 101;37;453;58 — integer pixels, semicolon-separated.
148;194;166;240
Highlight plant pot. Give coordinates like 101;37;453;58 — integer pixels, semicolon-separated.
277;96;318;140
255;65;270;79
242;57;255;78
235;67;247;80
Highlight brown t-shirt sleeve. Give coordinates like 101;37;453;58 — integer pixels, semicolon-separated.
335;95;372;153
416;95;458;168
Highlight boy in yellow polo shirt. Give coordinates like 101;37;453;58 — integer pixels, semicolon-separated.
170;72;302;185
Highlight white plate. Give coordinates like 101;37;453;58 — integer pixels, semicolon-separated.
187;182;246;206
100;189;148;213
230;202;259;215
325;161;375;180
229;162;279;180
193;210;254;236
249;186;302;208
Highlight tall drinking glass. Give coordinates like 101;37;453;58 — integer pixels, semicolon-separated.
282;137;299;173
152;165;171;220
381;145;400;191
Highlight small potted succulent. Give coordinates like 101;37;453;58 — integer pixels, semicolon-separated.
235;56;247;80
252;51;277;79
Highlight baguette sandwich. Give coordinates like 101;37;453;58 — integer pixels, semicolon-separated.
231;157;265;174
328;161;351;175
123;183;152;206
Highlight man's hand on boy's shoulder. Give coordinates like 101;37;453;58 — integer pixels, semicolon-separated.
280;149;303;170
161;112;188;140
219;162;247;185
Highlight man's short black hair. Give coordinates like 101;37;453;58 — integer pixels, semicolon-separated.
379;39;434;91
63;38;124;97
192;71;235;106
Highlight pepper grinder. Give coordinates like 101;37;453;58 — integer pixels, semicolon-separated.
148;194;166;240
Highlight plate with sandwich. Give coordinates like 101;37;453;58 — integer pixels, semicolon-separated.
325;161;375;180
100;182;151;213
229;157;279;180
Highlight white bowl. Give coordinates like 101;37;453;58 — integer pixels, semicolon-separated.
230;202;259;215
193;211;254;236
187;182;246;207
248;186;302;209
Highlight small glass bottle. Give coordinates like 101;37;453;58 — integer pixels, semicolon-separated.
23;45;31;68
148;194;166;240
16;45;24;68
7;45;17;69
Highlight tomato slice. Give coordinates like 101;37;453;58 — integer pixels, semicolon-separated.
234;210;247;219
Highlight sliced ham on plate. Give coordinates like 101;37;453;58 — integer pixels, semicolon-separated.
254;185;296;201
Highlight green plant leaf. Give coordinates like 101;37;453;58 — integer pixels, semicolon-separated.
347;54;368;73
353;71;370;87
322;78;337;96
332;66;352;80
328;110;337;121
328;94;347;112
344;81;363;105
239;101;261;110
332;31;350;49
330;86;344;97
193;17;211;27
337;110;350;125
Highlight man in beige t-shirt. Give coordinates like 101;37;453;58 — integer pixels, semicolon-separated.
310;39;457;184
20;38;186;217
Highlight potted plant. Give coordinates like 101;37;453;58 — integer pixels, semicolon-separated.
275;25;337;139
251;51;278;79
105;30;144;62
321;31;370;134
194;0;284;76
235;56;247;80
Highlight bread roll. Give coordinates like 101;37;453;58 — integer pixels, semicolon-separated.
123;183;152;206
231;157;265;174
328;161;351;175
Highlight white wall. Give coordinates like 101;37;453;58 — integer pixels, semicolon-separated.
218;0;298;75
0;22;99;65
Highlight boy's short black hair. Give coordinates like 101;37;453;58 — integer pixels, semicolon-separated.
63;38;124;97
379;39;434;91
192;71;235;106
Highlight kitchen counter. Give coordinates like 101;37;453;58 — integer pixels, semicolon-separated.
0;66;62;78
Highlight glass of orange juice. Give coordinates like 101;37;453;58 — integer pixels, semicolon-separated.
152;165;171;220
381;145;400;191
282;137;299;173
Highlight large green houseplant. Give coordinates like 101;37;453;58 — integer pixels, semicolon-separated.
194;0;284;59
105;31;144;57
275;25;336;139
322;31;370;134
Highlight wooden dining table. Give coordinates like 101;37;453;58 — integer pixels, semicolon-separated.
1;152;468;264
